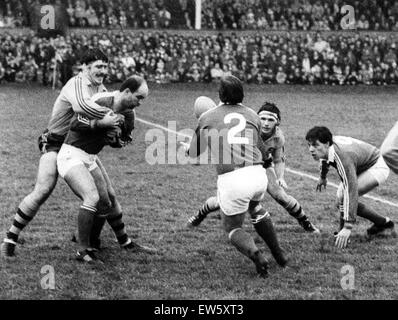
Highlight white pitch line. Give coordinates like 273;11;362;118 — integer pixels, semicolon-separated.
136;117;398;209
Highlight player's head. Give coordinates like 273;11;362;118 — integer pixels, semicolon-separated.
219;75;244;105
81;48;109;85
194;96;216;119
117;75;149;111
305;126;333;161
258;102;280;135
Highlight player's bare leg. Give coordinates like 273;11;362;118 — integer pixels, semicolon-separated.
1;152;58;257
64;165;102;263
381;121;398;174
336;171;394;237
222;211;269;278
357;171;395;236
266;168;319;233
248;201;288;267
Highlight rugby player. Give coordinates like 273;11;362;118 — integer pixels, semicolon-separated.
380;121;398;174
57;76;154;262
188;102;319;234
1;49;118;257
306;126;395;249
188;76;287;277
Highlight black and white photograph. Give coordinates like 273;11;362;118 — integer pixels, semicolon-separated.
0;0;398;306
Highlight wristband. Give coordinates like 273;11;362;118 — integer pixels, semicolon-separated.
344;222;354;230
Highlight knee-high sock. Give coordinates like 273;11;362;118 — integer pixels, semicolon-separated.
6;196;41;243
78;205;97;250
197;196;219;218
251;210;287;266
229;228;259;259
357;202;387;226
90;216;106;245
275;195;305;220
106;213;129;245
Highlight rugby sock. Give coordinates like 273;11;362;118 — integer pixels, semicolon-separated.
277;196;305;220
197;196;220;219
106;213;129;245
78;205;97;250
357;202;388;226
228;228;259;259
90;216;106;248
6;196;41;243
251;211;287;267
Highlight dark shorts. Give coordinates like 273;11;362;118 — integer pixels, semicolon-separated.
37;130;66;154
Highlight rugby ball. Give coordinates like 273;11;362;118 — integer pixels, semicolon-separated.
194;96;216;119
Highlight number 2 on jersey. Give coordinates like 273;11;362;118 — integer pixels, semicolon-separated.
224;113;250;145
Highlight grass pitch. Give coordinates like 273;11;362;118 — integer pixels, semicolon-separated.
0;83;397;300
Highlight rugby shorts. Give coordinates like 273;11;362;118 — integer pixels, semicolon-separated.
217;165;268;216
57;143;99;178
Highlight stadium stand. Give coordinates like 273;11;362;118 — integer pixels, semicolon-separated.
1;1;398;86
1;0;398;30
1;30;398;86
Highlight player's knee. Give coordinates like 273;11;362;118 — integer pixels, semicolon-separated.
98;198;112;211
107;188;117;204
222;215;243;233
83;190;100;207
248;202;263;218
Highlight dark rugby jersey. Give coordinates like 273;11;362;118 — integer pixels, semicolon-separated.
63;92;135;154
188;103;264;175
320;136;380;222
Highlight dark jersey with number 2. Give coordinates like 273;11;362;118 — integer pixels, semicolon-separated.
189;103;264;175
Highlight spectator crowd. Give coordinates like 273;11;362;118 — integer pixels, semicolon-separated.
2;0;398;30
1;30;398;86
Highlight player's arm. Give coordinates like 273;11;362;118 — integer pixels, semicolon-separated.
272;146;287;188
69;114;97;132
64;76;111;120
119;109;135;144
188;125;208;158
69;112;122;132
334;150;359;249
317;159;330;191
336;150;358;224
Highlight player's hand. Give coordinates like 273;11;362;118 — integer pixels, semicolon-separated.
334;227;351;249
121;133;133;146
277;179;288;189
97;111;120;128
178;141;190;156
316;178;328;192
115;114;125;126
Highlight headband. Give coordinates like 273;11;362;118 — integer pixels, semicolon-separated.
258;110;279;121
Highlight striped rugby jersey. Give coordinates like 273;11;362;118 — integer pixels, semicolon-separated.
321;136;380;222
46;72;109;136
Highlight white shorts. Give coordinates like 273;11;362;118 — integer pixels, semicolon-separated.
337;156;390;199
217;165;268;216
366;156;390;185
57;144;99;178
